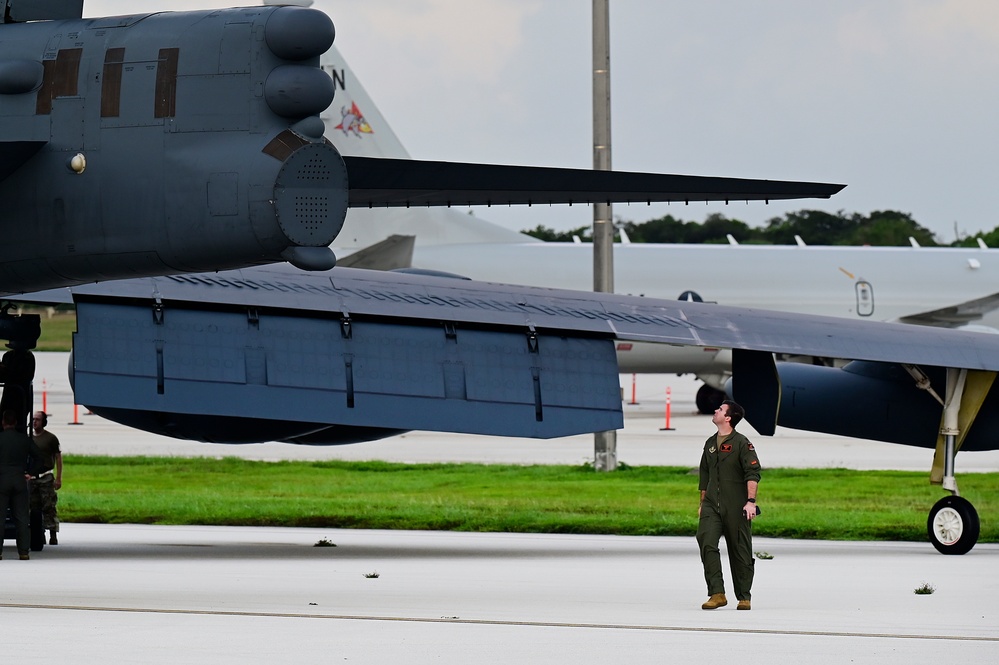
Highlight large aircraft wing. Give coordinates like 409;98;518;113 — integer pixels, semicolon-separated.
21;264;999;445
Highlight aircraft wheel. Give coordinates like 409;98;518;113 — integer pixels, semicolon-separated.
695;384;725;415
927;496;979;555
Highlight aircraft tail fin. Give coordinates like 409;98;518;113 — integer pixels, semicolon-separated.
320;45;410;159
320;44;537;252
336;234;415;270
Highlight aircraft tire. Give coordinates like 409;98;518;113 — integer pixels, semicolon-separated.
695;384;726;415
927;495;979;555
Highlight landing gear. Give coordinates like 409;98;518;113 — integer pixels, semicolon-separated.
904;365;982;554
695;383;725;415
927;496;979;555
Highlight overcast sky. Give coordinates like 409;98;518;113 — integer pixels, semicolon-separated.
86;1;999;243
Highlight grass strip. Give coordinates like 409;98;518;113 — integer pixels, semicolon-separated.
59;456;999;542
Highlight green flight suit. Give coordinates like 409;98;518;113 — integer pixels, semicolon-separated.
696;430;761;601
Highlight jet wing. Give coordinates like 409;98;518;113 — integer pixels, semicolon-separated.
897;291;999;328
19;265;999;445
344;157;846;208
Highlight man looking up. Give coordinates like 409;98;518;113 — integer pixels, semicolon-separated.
696;400;761;610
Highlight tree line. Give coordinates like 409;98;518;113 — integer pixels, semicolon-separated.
522;210;999;247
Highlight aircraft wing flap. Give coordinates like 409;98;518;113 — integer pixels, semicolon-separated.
344;156;845;208
896;291;999;328
70;292;623;440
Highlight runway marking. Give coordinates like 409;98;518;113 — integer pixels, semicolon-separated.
1;602;996;642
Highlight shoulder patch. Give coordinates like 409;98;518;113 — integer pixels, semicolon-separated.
747;443;755;451
750;460;758;465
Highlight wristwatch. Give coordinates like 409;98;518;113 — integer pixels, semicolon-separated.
747;498;756;503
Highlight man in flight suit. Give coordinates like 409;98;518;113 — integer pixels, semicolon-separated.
696;400;761;610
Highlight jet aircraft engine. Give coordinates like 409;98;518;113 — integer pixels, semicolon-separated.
733;355;999;554
752;361;999;452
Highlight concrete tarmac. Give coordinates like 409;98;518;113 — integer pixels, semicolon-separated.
4;353;996;663
1;526;996;664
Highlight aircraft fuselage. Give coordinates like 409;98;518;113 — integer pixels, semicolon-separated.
0;6;344;295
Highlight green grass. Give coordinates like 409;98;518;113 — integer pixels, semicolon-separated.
59;456;999;542
14;306;75;352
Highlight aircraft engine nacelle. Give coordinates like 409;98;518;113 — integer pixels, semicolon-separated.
734;354;999;451
0;6;346;295
75;404;407;446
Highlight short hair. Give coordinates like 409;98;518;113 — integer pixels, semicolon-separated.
721;400;745;428
33;411;48;427
1;410;17;427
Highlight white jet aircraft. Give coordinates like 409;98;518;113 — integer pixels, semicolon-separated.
321;45;999;413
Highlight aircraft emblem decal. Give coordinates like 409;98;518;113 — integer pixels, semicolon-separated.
335;101;374;137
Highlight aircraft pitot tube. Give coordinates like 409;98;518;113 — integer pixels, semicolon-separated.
0;5;345;294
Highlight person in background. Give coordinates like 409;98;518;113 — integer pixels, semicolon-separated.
0;409;41;560
30;410;61;545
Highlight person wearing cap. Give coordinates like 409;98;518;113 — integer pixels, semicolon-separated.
30;410;61;545
696;399;762;611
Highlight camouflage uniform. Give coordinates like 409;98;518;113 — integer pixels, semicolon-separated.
696;430;761;602
30;429;60;533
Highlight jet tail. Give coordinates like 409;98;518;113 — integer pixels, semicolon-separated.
337;234;415;270
321;44;411;160
320;44;538;252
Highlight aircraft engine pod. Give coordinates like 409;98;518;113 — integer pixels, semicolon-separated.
264;65;336;118
749;359;999;554
264;6;335;61
273;142;349;247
